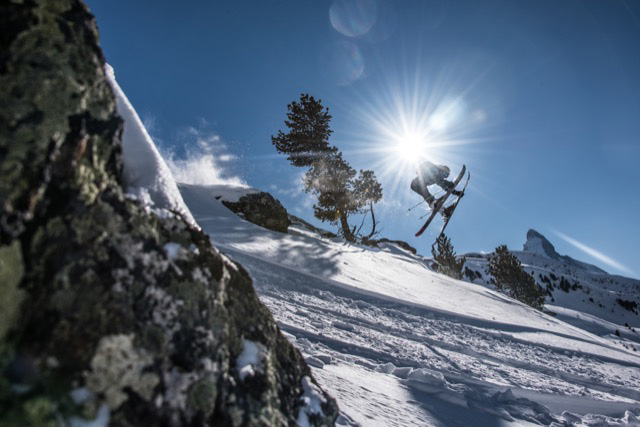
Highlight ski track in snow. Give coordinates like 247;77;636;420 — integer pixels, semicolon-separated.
176;183;640;426
230;248;640;424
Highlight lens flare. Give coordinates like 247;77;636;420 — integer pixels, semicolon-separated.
318;41;365;86
330;0;378;37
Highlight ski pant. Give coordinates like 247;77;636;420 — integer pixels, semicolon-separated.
410;177;434;201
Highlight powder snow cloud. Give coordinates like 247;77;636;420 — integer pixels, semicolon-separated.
160;126;248;188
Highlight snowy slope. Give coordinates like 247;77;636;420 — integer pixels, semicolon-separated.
113;80;640;425
463;231;640;352
178;183;640;426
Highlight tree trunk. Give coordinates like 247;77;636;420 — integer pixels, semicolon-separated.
339;211;355;242
367;201;377;238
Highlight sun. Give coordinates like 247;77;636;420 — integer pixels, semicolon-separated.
394;131;428;162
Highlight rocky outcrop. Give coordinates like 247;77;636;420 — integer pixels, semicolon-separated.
522;229;606;274
223;192;291;233
523;229;561;259
0;1;337;425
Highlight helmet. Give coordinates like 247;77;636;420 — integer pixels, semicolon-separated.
439;165;450;177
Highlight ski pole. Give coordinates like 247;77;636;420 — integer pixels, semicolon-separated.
407;189;444;212
407;200;425;211
408;187;447;212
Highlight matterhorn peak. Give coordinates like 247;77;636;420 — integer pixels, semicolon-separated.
523;229;560;259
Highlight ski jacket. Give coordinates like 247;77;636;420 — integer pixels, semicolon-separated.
415;161;450;186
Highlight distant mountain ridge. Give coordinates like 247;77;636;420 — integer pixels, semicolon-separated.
522;229;607;274
462;229;639;344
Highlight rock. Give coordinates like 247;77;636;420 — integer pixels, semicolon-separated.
522;229;560;259
223;192;292;233
376;238;417;255
0;1;338;425
288;214;338;239
522;229;606;274
361;237;418;255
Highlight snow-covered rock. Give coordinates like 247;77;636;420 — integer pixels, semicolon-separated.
105;65;197;228
523;229;561;259
522;229;607;274
0;3;338;425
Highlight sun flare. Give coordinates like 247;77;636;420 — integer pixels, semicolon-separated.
333;56;490;204
394;132;427;162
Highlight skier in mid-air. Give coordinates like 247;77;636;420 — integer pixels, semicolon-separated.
410;161;463;219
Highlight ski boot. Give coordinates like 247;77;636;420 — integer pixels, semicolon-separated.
441;204;455;220
425;195;439;210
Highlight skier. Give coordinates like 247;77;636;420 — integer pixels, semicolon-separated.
410;161;463;219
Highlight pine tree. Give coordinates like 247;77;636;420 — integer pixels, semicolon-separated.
488;245;546;310
273;94;382;242
353;170;383;238
271;94;337;167
431;234;465;280
304;152;356;240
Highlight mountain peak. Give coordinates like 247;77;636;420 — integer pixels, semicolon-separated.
523;229;560;259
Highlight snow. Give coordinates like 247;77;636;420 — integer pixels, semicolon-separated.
199;184;259;203
117;81;640;426
163;242;182;261
522;235;550;258
464;251;640;340
178;183;640;425
70;387;94;405
236;339;262;381
68;404;110;427
297;376;327;427
105;65;196;228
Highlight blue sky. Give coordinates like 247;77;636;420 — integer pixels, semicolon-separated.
87;0;640;278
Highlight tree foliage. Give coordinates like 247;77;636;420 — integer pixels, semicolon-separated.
271;94;337;167
273;94;382;242
431;234;465;280
354;170;383;238
488;245;546;310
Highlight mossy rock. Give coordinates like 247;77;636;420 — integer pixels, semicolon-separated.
0;1;338;425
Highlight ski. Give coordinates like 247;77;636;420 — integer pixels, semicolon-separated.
415;165;466;237
434;171;470;241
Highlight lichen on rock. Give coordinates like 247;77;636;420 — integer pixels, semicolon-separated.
85;334;159;409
